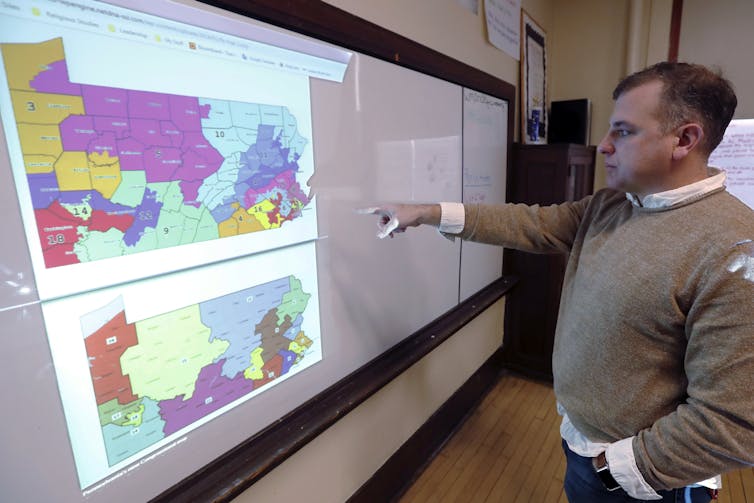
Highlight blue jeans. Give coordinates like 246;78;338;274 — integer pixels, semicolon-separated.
562;440;714;502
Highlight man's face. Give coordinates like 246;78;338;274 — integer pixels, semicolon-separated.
597;81;679;197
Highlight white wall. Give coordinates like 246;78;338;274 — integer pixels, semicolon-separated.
678;0;754;119
548;0;677;190
321;0;553;140
548;0;629;189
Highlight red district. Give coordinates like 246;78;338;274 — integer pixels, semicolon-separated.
34;199;85;267
88;209;135;233
253;354;284;389
84;310;139;406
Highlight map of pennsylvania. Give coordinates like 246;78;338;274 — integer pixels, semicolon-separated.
0;38;311;268
83;275;313;466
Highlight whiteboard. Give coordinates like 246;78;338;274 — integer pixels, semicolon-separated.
0;0;511;501
460;88;508;301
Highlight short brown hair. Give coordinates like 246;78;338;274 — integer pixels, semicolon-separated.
613;62;737;155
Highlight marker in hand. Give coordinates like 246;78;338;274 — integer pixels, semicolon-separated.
357;207;404;239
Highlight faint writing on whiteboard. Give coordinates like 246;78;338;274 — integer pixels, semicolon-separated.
462;88;507;205
464;170;493;202
709;119;754;210
463;90;507;140
465;89;506;109
462;86;499;197
375;136;462;202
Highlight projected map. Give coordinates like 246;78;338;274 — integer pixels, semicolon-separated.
0;38;311;268
83;275;313;466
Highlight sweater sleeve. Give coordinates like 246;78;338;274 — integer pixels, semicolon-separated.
459;197;591;254
633;239;754;489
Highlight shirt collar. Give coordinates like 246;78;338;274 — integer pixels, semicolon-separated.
625;167;726;208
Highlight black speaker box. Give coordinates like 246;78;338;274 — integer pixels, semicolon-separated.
548;99;590;145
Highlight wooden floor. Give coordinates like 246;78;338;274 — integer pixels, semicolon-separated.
398;373;754;503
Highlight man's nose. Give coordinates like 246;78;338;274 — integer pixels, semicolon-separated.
597;134;614;155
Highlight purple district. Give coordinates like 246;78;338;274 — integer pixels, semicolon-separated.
28;172;60;209
169;95;203;131
179;179;203;207
93;116;130;139
128;89;171;120
59;115;97;151
286;173;310;203
158;359;254;437
81;84;128;116
180;148;216;177
29;59;82;96
174;135;223;177
143;146;182;183
129;118;172;148
123;187;162;246
209;201;236;223
88;130;117;157
240;124;300;191
116;136;146;171
181;131;222;160
279;349;297;376
159;120;184;148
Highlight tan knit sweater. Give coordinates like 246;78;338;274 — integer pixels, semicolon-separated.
459;188;754;490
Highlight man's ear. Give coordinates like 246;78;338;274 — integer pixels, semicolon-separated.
672;123;704;160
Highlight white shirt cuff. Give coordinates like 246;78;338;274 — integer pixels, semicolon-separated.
439;202;465;234
607;437;661;500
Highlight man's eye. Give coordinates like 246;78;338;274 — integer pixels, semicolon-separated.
616;129;630;137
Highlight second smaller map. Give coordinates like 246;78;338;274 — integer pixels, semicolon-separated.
41;242;321;489
84;275;313;466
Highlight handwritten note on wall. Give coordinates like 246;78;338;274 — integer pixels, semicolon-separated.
484;0;521;60
709;119;754;210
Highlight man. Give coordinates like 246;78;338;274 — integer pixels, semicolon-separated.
365;62;754;502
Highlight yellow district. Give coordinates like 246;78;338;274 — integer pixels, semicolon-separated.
125;305;228;402
288;340;301;354
0;38;65;92
122;404;145;427
247;199;276;229
23;154;56;174
88;151;122;199
294;331;312;350
55;151;92;192
218;202;265;237
11;89;84;124
289;334;306;355
17;123;63;159
243;347;266;380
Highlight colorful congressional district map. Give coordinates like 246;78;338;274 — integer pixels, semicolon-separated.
0;38;311;268
83;275;313;466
